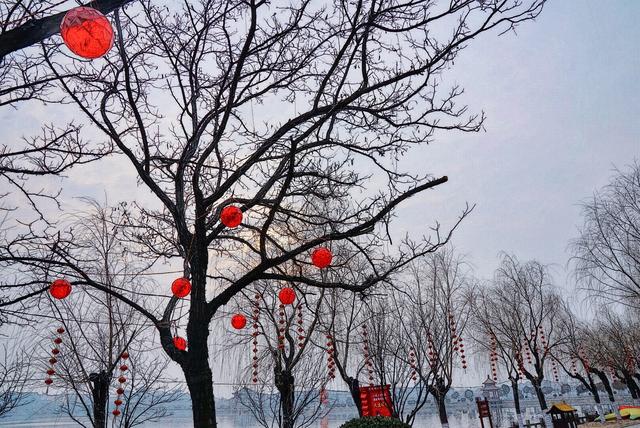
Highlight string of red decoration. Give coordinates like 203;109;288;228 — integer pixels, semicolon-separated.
112;351;129;417
45;327;65;385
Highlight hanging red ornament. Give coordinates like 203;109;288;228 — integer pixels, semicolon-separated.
220;205;243;228
171;277;191;298
118;376;127;383
117;388;125;395
119;365;128;372
311;247;333;269
120;351;129;360
114;399;123;406
60;7;114;59
231;314;247;330
49;279;72;300
173;336;187;351
278;287;296;305
45;378;53;385
112;409;121;416
57;327;65;334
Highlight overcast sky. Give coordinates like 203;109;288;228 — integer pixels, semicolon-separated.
393;0;640;288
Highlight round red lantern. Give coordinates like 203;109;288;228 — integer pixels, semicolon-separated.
171;277;191;298
49;279;72;300
56;327;65;334
120;351;129;360
278;287;296;305
311;247;332;269
44;378;53;385
114;399;123;406
112;409;121;416
231;314;247;330
116;388;125;395
118;376;126;383
119;365;128;372
60;7;114;59
220;205;243;228
173;336;187;351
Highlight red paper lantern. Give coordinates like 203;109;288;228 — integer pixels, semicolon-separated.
60;7;114;59
311;247;332;269
231;314;247;330
118;376;126;383
171;277;191;298
114;399;123;406
173;336;187;351
50;279;72;300
220;205;243;228
120;351;129;360
46;369;55;376
119;365;128;372
278;287;296;305
44;378;53;385
116;388;125;395
112;409;121;416
56;327;65;334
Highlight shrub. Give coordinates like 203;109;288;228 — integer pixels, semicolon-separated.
339;416;411;428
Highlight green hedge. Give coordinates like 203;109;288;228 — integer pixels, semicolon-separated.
339;416;411;428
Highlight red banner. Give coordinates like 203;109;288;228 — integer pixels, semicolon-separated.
359;385;393;417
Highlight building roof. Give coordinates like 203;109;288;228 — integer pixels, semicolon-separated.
482;376;496;386
547;402;576;413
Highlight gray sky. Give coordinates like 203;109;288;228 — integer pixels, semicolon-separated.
395;0;640;284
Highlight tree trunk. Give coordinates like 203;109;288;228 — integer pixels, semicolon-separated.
90;371;111;428
346;377;363;417
276;370;295;428
592;369;620;420
511;378;524;428
435;391;449;428
184;362;216;428
532;380;551;427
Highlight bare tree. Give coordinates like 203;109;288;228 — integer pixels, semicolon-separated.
490;254;566;426
0;343;30;419
0;1;546;426
471;284;528;428
234;282;327;428
571;162;640;307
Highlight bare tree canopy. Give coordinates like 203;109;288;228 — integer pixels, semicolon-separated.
571;162;640;307
0;1;546;426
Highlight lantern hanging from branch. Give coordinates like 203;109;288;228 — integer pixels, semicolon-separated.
173;336;187;351
220;205;243;228
60;7;114;59
171;277;191;298
278;287;296;305
231;314;247;330
311;247;332;269
49;279;72;300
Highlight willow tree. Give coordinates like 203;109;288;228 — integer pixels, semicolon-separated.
0;1;545;426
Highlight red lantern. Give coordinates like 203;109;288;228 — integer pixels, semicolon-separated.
52;348;60;355
119;365;128;372
49;279;72;300
44;378;53;385
173;336;187;351
311;247;332;269
46;369;55;376
118;376;126;383
56;327;65;334
120;351;129;360
278;287;296;305
116;388;125;395
231;314;247;330
171;277;191;298
112;409;121;416
220;205;243;228
60;7;114;59
114;399;123;406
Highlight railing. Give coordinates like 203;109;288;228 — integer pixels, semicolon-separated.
509;415;592;427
